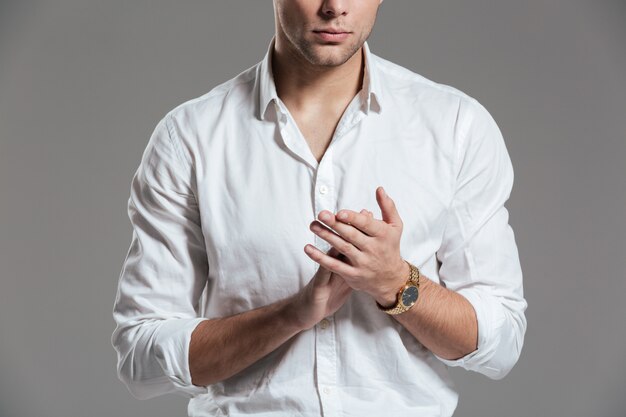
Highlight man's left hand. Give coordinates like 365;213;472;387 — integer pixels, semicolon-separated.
304;186;410;306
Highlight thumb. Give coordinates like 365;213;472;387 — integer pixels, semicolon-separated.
376;186;402;225
314;263;332;285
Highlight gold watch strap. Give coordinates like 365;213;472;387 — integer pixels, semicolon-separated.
376;260;420;315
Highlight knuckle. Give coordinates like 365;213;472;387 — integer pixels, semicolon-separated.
340;241;353;254
340;229;354;242
358;239;371;252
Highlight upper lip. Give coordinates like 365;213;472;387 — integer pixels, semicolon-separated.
314;28;350;34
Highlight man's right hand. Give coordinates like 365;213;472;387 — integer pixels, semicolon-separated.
289;246;354;330
188;245;351;386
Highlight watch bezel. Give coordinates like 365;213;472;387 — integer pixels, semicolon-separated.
400;283;419;307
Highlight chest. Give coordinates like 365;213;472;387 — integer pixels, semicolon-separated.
291;110;342;163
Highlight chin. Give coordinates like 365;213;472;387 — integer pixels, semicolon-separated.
311;55;350;67
305;45;355;67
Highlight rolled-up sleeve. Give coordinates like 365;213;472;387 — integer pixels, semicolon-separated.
434;97;528;380
111;114;210;399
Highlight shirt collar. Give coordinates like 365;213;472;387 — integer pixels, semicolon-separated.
255;36;383;121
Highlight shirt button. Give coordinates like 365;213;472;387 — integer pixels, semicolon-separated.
319;318;329;329
319;185;328;194
323;387;332;394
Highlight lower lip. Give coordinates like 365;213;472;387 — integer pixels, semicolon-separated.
313;31;350;42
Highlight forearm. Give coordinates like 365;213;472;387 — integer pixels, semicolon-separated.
189;295;304;386
375;273;478;360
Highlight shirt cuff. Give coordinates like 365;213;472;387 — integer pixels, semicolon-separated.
433;288;506;377
153;317;210;397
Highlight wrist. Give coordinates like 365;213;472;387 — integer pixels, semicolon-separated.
281;295;311;332
374;259;410;307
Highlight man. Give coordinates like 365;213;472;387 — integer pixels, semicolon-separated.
112;1;527;416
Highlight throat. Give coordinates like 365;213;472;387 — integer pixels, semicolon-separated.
293;113;340;163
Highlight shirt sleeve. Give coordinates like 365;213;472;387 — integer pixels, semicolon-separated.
111;114;210;399
433;97;528;380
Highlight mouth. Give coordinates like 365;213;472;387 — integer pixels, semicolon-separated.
312;29;351;42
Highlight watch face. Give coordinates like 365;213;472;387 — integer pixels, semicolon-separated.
401;285;419;307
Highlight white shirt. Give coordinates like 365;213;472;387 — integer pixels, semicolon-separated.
112;36;527;417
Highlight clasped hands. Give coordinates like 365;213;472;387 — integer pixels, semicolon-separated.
303;186;411;306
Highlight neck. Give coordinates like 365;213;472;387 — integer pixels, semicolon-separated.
271;38;364;113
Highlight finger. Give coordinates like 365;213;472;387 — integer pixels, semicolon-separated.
332;276;354;296
328;275;353;301
362;209;374;219
304;244;358;278
310;220;363;261
328;272;346;287
333;208;384;238
376;186;402;226
340;281;354;297
312;211;371;252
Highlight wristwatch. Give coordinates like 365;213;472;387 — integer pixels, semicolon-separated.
376;260;420;315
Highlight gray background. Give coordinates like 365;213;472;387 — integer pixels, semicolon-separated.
0;1;624;416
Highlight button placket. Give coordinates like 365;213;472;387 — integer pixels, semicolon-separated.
312;147;340;416
313;147;336;255
315;314;341;416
